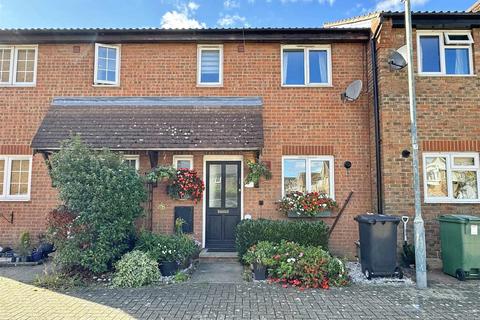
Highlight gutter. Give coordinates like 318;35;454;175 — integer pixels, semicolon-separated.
370;33;384;214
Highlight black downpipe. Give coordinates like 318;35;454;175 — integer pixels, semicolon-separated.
371;39;384;214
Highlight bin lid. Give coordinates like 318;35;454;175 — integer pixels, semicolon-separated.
354;214;400;224
438;214;480;224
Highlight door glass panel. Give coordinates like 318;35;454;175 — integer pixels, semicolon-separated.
225;164;238;208
425;157;447;197
209;164;222;208
283;159;306;193
452;171;478;200
311;160;330;196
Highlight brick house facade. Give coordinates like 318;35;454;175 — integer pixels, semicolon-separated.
0;28;372;257
328;11;480;258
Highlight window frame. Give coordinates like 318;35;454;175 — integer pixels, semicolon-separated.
94;43;121;86
0;45;38;86
173;155;194;170
423;152;480;204
281;155;335;198
417;30;474;76
280;45;332;87
197;44;223;87
123;155;140;171
0;155;33;202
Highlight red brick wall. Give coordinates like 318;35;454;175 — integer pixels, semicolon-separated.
0;41;373;256
375;19;480;258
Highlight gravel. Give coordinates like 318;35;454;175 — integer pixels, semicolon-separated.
347;262;414;286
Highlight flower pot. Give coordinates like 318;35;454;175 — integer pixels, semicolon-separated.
287;210;331;218
159;261;178;276
252;263;267;281
31;251;43;262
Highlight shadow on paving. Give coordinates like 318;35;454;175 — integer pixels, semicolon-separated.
67;280;480;320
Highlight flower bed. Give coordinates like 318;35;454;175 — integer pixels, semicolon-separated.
245;240;350;289
278;192;337;218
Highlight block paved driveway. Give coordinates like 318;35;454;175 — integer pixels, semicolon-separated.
67;281;479;320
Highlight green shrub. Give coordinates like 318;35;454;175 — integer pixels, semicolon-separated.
135;231;199;266
254;241;349;289
18;231;32;257
235;219;329;261
33;273;85;290
48;136;147;274
243;241;276;266
112;250;160;288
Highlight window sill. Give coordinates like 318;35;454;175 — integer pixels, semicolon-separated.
424;199;480;204
418;73;476;78
0;197;31;202
196;83;223;88
0;83;36;87
93;83;120;88
281;84;333;88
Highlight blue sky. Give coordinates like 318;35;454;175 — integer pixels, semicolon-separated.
0;0;475;29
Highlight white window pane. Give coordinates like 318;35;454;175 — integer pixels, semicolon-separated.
311;160;330;196
283;49;304;85
0;48;11;83
425;157;448;198
107;71;116;82
200;50;220;83
420;36;441;73
9;160;30;196
452;171;478;200
107;47;116;58
454;157;475;167
225;164;238;208
445;48;470;75
176;160;192;169
98;57;107;70
107;58;116;71
308;50;328;84
98;47;107;58
284;159;306;193
97;69;107;81
209;164;222;208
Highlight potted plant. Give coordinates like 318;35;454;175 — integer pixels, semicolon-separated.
245;160;272;188
146;165;177;186
167;168;204;203
278;191;337;218
18;231;32;262
243;241;276;281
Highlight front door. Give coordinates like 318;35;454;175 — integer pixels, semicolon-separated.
206;161;241;251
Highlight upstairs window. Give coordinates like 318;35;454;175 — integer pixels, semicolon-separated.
423;153;480;203
418;31;473;76
197;45;223;86
281;45;331;86
0;156;32;201
0;45;37;86
123;155;140;171
94;43;120;85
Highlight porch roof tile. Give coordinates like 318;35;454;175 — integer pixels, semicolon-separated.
31;97;263;151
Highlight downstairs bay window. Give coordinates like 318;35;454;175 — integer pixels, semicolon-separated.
423;153;480;203
282;156;334;198
0;156;32;201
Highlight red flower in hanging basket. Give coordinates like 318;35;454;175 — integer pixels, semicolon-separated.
167;168;205;203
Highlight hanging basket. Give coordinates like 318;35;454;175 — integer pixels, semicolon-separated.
287;211;331;218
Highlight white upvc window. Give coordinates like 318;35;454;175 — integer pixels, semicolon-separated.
281;45;332;87
417;31;474;76
94;43;121;85
0;156;32;201
0;45;38;86
197;45;223;86
282;156;335;198
173;155;193;170
123;155;140;171
423;152;480;203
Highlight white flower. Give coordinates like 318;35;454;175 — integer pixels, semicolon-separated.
287;258;296;263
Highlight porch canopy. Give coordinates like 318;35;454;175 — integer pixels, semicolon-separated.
31;96;263;151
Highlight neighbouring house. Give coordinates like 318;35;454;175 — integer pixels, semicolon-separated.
327;10;480;258
0;27;372;256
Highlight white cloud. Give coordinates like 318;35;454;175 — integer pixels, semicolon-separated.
161;1;206;29
224;0;240;9
375;0;429;11
217;14;249;27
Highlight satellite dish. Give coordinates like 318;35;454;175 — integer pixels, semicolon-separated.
341;80;362;102
388;45;408;70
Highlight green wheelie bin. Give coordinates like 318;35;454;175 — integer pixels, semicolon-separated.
438;215;480;280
